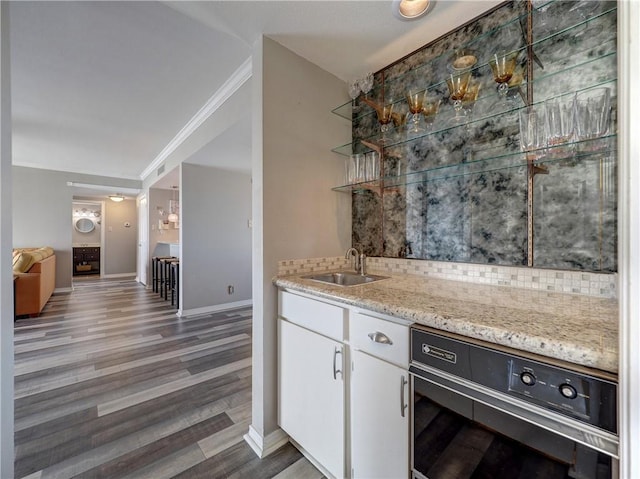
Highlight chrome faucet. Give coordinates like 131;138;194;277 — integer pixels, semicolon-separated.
345;247;367;275
345;247;360;273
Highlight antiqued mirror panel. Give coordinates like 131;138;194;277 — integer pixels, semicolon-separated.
346;0;617;272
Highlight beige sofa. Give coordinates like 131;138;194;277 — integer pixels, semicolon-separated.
13;247;56;317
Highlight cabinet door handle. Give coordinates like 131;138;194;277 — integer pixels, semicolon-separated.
400;375;408;418
368;331;393;345
333;347;343;380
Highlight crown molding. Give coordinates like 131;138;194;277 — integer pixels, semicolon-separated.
140;56;252;181
66;182;141;195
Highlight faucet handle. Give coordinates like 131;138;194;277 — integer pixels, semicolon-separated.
359;253;367;275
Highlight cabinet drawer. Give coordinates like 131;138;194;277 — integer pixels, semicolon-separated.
350;312;409;368
279;291;345;341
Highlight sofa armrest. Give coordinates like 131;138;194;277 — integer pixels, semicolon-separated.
14;272;42;316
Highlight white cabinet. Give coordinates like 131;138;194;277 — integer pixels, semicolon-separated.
350;311;409;479
278;291;346;478
351;349;409;479
277;290;409;479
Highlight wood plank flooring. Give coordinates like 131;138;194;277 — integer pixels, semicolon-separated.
14;277;323;479
413;395;574;479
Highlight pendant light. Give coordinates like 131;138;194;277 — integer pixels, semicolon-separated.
168;186;179;223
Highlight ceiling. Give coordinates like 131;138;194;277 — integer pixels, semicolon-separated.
10;0;501;190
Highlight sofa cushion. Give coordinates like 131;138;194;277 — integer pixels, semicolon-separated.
12;247;54;273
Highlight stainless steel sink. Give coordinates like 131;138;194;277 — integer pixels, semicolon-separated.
303;271;389;286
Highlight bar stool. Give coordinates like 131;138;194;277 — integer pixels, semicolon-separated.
159;257;175;299
152;256;173;293
170;261;180;308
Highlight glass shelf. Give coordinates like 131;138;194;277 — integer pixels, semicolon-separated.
382;4;530;87
331;3;616;127
332;134;616;194
331;45;617;157
332;100;377;123
531;2;617;47
383;1;617;90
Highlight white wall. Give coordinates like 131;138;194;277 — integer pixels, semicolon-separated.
180;163;252;312
103;198;137;275
247;36;351;454
0;4;13;476
12;166;141;289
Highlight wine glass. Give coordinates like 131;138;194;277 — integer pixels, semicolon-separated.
359;72;374;98
421;97;441;131
375;102;394;143
461;81;481;116
446;71;471;124
348;79;361;113
406;89;425;134
488;51;518;100
449;48;477;72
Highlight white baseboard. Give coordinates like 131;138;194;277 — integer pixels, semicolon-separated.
243;425;289;459
54;287;73;294
178;299;252;318
101;273;137;278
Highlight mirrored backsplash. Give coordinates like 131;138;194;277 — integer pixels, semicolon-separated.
349;1;617;273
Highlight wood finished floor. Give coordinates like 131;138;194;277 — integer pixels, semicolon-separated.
14;277;323;479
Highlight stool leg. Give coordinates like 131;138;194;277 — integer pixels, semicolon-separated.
152;258;158;293
160;261;166;299
162;262;166;299
170;265;175;306
164;261;170;300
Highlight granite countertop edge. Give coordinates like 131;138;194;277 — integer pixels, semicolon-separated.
274;271;618;375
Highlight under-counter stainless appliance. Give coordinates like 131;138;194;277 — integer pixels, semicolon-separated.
410;326;618;479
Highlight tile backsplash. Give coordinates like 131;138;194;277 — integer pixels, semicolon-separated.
278;256;617;299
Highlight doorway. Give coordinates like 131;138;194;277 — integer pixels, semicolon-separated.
137;194;148;285
72;200;104;277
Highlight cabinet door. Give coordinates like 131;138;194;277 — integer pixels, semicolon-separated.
278;319;345;478
84;248;99;261
351;349;409;479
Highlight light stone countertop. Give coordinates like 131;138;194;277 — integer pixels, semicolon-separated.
274;270;619;375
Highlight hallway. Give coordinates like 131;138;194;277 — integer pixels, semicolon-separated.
13;277;321;479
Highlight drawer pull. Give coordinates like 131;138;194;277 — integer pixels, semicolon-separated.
368;331;393;345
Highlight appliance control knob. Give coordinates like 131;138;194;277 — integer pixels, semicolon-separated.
520;371;536;386
560;383;578;399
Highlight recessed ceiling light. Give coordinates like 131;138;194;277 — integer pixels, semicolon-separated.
392;0;433;20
